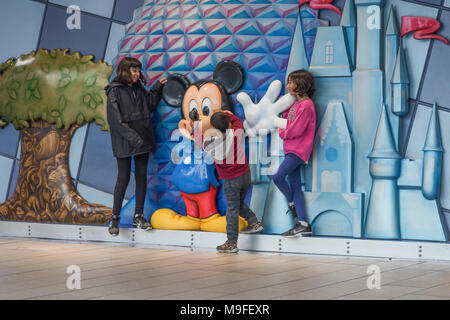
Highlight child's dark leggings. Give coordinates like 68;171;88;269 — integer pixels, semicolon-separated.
273;153;306;222
112;153;149;218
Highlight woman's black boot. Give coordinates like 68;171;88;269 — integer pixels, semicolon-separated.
108;215;120;236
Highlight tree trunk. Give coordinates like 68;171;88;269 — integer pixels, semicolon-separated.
0;120;112;224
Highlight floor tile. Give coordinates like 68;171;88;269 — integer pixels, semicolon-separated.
333;285;423;300
413;283;450;298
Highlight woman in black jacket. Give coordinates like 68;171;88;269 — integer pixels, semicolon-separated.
105;57;166;236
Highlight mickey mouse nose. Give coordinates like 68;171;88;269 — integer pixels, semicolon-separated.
189;109;199;122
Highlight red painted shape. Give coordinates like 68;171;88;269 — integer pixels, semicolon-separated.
186;35;205;51
183;20;201;34
168;53;185;68
193;53;210;68
165;5;179;19
148;72;165;86
180;184;219;219
167;36;184;50
182;5;197;18
146;35;163;50
209;35;231;50
136;22;149;34
146;54;163;69
207;20;225;33
401;16;449;45
149;21;163;33
151;7;164;19
299;0;341;15
203;5;219;18
130;36;145;51
226;4;245;18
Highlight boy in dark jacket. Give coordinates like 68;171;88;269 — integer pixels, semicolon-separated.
105;57;166;236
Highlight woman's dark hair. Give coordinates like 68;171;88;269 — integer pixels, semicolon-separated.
210;112;230;134
288;69;315;98
116;57;147;85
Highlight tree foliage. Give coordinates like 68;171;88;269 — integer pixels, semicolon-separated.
0;48;113;130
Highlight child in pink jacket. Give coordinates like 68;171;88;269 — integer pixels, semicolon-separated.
273;69;316;237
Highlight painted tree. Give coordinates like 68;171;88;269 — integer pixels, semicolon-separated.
0;48;113;224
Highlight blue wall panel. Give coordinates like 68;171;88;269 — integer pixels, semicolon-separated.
420;10;450;108
49;0;115;18
39;4;111;61
0;0;45;62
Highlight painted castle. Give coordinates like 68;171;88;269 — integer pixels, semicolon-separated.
265;0;448;241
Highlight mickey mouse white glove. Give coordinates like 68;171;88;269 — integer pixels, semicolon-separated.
237;80;295;137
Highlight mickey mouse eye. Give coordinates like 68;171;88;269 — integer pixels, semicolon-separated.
189;99;198;112
202;98;212;116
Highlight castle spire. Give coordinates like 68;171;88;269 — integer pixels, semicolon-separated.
424;103;443;152
340;0;356;69
384;5;401;149
385;6;399;36
368;104;401;159
391;40;410;116
422;103;443;200
391;40;409;85
285;12;309;84
340;0;356;27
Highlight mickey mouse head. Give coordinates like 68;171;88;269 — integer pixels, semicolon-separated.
162;61;244;140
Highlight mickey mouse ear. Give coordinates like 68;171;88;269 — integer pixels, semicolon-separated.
213;60;244;94
162;73;191;108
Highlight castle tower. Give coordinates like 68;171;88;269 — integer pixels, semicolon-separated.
422;103;443;200
364;104;402;239
384;5;401;149
391;40;410;117
340;0;356;69
312;102;353;193
285;8;310;84
352;0;385;212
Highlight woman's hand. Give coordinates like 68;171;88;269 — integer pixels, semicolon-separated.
159;78;167;84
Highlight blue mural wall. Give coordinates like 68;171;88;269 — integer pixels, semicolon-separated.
0;0;449;241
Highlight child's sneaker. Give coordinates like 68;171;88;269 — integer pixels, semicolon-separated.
133;214;152;230
216;240;239;253
282;221;312;237
240;221;264;234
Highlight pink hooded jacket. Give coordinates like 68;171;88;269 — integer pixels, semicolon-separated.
279;99;316;162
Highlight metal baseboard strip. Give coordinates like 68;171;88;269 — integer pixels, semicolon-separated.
0;221;449;261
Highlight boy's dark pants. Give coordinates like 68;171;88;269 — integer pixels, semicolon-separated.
223;170;258;244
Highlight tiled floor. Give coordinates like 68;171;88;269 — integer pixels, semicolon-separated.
0;238;449;300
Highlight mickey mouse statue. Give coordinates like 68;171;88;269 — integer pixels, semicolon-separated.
150;61;249;232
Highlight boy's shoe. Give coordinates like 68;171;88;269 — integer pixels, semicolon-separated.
133;214;152;230
108;216;120;237
216;240;239;253
282;221;312;238
240;221;264;234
